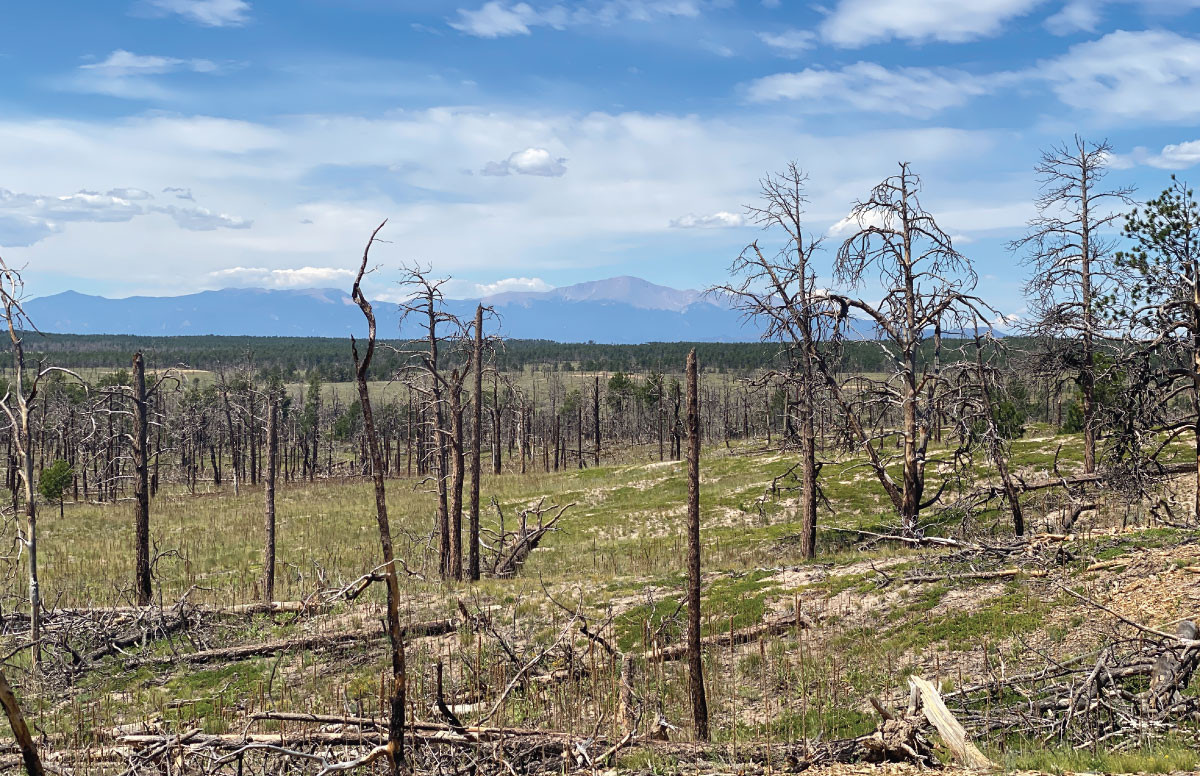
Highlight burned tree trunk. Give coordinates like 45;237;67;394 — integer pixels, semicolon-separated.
132;351;152;607
350;222;407;771
685;349;709;741
263;393;278;600
0;667;43;776
469;305;483;582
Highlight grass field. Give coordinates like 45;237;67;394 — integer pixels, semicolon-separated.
3;426;1199;773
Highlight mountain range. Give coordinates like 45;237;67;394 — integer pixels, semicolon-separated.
25;277;767;344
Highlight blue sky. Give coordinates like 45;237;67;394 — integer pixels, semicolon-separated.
2;0;1199;317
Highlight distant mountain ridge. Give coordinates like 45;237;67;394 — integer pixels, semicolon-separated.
25;277;764;344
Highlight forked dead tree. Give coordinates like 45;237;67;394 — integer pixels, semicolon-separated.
830;163;994;533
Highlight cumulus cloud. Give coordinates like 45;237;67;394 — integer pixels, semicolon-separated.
476;276;553;295
1119;139;1200;169
440;276;555;297
208;266;354;288
163;186;195;201
757;28;816;56
482;147;568;176
746;63;997;115
0;186;250;248
1039;30;1200;121
1046;0;1200;35
142;0;251;27
669;211;745;228
819;0;1043;47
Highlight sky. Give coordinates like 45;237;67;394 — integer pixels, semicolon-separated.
2;0;1200;316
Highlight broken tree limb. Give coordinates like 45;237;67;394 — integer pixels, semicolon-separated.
908;676;995;770
0;666;43;776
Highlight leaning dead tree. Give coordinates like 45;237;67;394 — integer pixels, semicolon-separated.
1013;136;1134;475
829;163;995;534
714;162;840;558
349;222;407;771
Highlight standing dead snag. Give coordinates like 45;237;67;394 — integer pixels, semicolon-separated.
1013;136;1133;475
132;351;151;606
350;221;407;770
685;348;709;741
830;163;994;534
263;384;279;601
714;163;837;558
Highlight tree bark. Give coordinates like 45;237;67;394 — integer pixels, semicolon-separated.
469;305;483;582
132;351;152;607
0;667;43;776
263;395;278;600
685;349;709;741
351;222;406;770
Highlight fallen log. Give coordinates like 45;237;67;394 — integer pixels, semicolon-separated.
643;613;810;664
901;568;1046;584
130;618;457;667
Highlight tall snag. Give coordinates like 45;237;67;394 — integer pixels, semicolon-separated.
1013;136;1133;474
715;163;837;558
831;163;994;534
685;348;709;740
132;351;151;605
350;221;407;769
263;383;279;600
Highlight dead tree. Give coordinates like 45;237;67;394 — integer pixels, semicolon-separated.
0;667;43;776
714;163;837;558
469;304;484;581
830;163;994;534
0;259;84;662
263;382;280;601
132;351;151;606
349;222;406;770
1012;136;1134;474
685;348;709;740
397;267;476;580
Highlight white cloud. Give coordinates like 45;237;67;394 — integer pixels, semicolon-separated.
81;50;217;76
1044;1;1105;33
482;147;568;176
1046;1;1200;35
746;63;997;115
1132;140;1200;169
208;266;354;288
155;204;252;230
72;49;223;99
449;0;702;38
142;0;250;27
450;1;548;37
1040;30;1200;121
0;185;250;248
757;28;816;56
820;0;1044;47
0;109;1003;295
669;211;745;228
